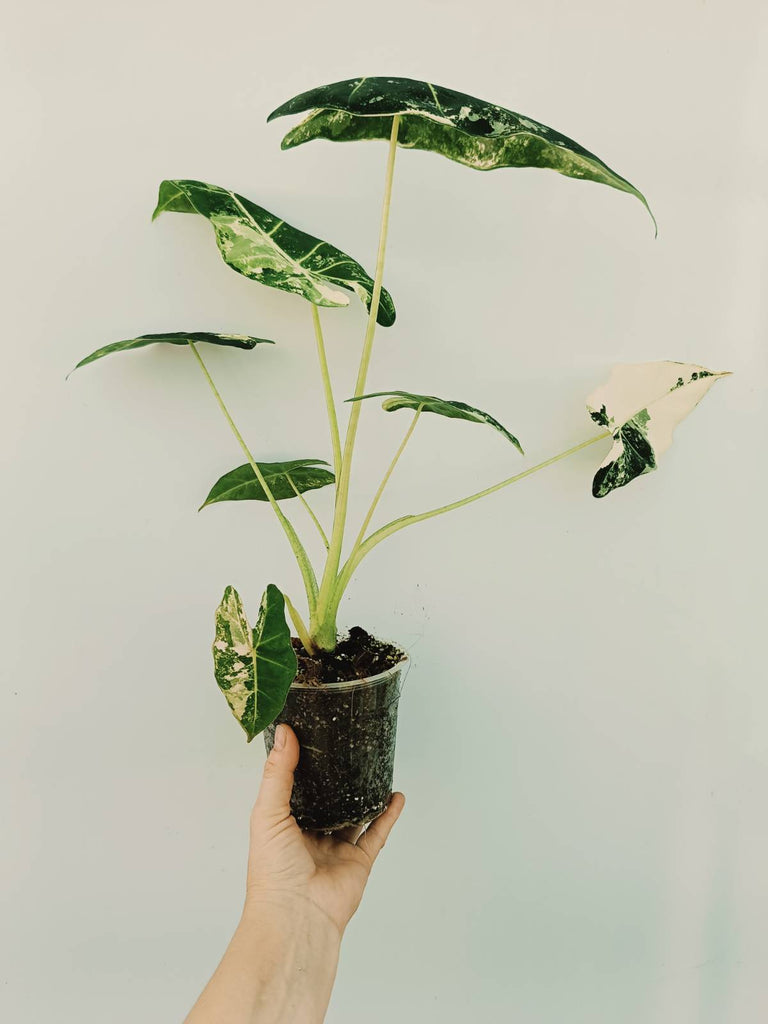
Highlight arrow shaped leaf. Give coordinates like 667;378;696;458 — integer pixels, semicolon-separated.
269;77;654;231
200;459;335;509
70;331;274;375
587;362;730;498
347;390;523;453
212;584;297;742
152;179;396;326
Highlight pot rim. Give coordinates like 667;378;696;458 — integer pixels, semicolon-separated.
289;646;410;691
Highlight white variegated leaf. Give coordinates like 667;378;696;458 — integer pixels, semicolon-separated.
212;584;297;741
587;362;730;498
152;180;396;326
269;76;655;231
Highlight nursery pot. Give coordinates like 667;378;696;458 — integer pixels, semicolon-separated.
263;651;409;832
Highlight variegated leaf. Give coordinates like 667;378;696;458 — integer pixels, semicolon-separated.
347;390;523;453
587;362;730;498
269;77;654;231
152;180;396;326
212;584;297;742
200;459;335;510
70;331;273;375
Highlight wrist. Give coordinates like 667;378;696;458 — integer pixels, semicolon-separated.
231;894;341;1024
185;896;340;1024
242;888;344;946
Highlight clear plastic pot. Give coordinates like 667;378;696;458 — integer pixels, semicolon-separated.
263;652;409;832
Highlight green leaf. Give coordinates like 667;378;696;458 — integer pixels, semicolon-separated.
152;179;396;326
212;584;297;742
268;77;655;232
347;390;523;453
587;361;730;498
200;459;335;510
70;331;273;375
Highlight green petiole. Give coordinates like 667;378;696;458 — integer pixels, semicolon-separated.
312;114;402;649
189;342;319;615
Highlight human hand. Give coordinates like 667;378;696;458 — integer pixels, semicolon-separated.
244;723;405;940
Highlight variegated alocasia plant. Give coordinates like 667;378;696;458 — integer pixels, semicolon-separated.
71;76;728;742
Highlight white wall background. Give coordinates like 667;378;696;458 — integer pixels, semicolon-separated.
2;1;766;1021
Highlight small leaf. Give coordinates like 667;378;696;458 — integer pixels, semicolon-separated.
212;584;297;742
269;77;655;232
586;362;730;498
153;179;396;326
347;390;523;453
200;459;335;509
70;331;273;375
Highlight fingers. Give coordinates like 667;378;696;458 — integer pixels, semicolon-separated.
336;823;366;845
254;724;299;822
356;792;405;864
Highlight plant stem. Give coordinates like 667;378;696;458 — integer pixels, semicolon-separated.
329;432;610;615
311;305;342;481
286;475;330;550
283;592;316;655
350;407;421;555
313;114;402;648
189;343;319;613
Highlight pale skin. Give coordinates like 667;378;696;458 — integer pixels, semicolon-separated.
184;723;406;1024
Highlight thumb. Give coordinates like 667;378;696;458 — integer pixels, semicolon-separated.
256;723;299;821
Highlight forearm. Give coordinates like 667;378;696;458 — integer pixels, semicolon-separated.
184;896;342;1024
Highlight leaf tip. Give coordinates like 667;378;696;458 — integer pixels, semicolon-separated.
266;103;284;124
264;582;284;605
151;182;169;221
591;469;612;499
641;195;658;238
66;358;88;379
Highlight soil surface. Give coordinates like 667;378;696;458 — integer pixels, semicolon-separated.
294;626;404;686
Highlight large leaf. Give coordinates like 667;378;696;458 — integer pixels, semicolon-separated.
212;584;297;742
587;362;730;498
152;179;396;326
269;77;654;231
200;459;335;509
70;331;273;375
347;390;523;453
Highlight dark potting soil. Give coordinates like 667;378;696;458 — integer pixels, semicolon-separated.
293;626;404;686
267;626;407;829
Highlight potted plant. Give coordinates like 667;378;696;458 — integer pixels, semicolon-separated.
71;77;728;832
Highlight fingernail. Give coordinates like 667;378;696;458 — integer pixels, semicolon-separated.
274;724;286;750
